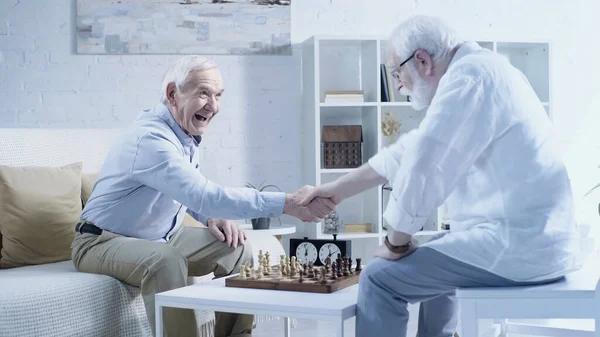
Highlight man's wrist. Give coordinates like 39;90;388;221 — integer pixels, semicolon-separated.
386;228;412;246
384;235;411;254
282;194;293;215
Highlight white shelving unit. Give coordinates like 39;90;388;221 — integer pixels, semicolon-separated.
301;35;551;261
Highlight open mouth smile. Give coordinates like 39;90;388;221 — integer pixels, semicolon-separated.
195;114;208;122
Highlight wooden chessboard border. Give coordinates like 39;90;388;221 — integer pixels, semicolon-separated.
225;251;363;293
225;267;361;293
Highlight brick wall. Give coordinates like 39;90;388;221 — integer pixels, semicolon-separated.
0;0;304;212
2;0;600;225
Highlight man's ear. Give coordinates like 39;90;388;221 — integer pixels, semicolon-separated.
166;82;177;104
414;50;434;76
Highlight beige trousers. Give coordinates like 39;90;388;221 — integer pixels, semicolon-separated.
71;224;254;337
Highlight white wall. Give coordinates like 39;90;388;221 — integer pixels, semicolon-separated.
290;0;600;204
2;0;600;228
0;0;304;231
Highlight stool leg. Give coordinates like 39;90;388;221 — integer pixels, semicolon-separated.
460;300;479;337
499;319;508;337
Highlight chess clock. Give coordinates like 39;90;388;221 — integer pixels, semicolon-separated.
290;235;352;266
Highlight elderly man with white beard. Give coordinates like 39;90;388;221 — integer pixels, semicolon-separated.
301;15;586;337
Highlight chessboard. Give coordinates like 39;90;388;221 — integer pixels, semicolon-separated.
225;250;362;293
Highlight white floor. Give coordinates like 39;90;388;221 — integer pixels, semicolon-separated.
252;303;594;337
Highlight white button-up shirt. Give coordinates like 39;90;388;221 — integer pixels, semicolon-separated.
369;41;586;282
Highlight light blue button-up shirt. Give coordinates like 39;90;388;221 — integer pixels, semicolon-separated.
81;103;285;242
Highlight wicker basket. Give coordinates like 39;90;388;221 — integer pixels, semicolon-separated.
322;125;363;168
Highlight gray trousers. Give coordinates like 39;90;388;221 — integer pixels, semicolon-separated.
355;234;561;337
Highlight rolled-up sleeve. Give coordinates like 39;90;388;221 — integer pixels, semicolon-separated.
383;73;497;233
130;131;285;221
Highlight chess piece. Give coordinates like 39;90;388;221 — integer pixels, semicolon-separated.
265;252;271;272
298;270;304;283
313;267;319;281
277;267;283;278
348;255;352;271
257;265;263;279
343;257;350;276
290;256;297;277
331;264;337;280
245;262;252;278
325;256;331;274
320;267;327;284
355;258;362;272
258;250;264;266
337;260;343;278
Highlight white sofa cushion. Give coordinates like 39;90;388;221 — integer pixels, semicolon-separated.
0;261;152;337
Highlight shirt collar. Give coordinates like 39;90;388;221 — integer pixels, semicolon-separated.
448;41;483;69
156;103;202;147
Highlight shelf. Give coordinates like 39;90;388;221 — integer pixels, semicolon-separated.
379;102;412;107
496;42;549;102
320;102;377;107
317;232;382;239
379;106;425;148
318;39;378;103
320;168;355;174
477;41;494;51
320;106;378;169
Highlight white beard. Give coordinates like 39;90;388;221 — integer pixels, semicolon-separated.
400;69;436;111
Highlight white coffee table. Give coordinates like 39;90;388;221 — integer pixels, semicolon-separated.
155;276;358;337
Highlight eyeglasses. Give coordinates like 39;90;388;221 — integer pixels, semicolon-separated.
389;52;416;81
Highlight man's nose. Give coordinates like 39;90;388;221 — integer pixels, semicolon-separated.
205;95;218;109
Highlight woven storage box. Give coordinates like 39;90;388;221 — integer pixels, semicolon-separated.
322;125;363;168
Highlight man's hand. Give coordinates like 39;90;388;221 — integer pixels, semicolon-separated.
207;218;247;248
298;182;343;206
283;185;336;222
374;238;418;260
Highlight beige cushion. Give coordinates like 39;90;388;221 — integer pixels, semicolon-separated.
0;162;83;269
183;213;207;228
81;172;100;206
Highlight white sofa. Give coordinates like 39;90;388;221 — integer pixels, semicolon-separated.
0;128;287;337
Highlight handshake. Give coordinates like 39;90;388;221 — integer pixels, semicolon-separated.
282;184;342;222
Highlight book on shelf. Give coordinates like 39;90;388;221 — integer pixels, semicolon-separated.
324;90;364;103
344;223;372;233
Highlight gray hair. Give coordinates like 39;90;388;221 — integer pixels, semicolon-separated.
159;56;219;104
389;15;463;67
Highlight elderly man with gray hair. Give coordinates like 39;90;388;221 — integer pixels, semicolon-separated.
302;15;585;336
71;56;335;337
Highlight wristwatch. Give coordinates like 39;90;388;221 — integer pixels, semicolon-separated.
384;235;411;254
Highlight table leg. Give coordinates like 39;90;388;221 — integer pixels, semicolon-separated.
336;318;345;337
284;317;291;337
459;300;478;337
155;303;163;337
